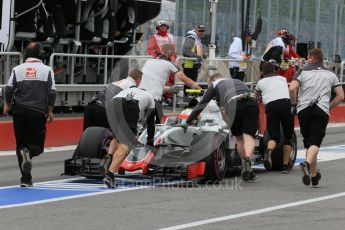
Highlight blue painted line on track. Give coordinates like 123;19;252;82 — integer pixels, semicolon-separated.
0;177;179;208
1;145;344;209
0;187;92;206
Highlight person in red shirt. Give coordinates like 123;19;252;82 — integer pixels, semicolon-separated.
147;21;176;104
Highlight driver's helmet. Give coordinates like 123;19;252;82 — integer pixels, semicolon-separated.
178;108;200;125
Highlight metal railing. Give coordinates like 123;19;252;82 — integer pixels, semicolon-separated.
49;53;152;88
206;57;260;89
0;52;24;87
0;52;23;63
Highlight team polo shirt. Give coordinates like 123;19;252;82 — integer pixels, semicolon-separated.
94;76;136;106
5;58;56;115
186;78;251;124
255;74;290;105
114;88;155;122
294;63;341;114
139;56;179;100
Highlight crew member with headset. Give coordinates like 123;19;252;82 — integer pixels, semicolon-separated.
185;73;259;182
3;42;56;187
255;61;294;173
289;48;344;187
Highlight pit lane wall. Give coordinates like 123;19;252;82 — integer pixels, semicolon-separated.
1;105;345;151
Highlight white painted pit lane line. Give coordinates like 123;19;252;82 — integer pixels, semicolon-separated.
158;192;345;230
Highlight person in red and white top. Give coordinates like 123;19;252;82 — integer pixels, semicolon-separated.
147;20;176;104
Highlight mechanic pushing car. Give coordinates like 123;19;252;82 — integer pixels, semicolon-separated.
103;84;156;188
289;48;344;187
83;68;143;131
81;68;143;174
185;73;259;182
255;61;294;173
139;43;202;123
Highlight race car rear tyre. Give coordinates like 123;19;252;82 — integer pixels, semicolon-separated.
78;127;113;158
203;144;227;182
263;129;297;171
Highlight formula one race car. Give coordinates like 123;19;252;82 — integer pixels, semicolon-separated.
64;94;228;182
64;90;297;182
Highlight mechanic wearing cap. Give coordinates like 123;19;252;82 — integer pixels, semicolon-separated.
182;24;206;91
140;43;201;123
255;61;294;173
103;85;156;188
3;42;56;187
228;32;252;81
289;48;344;187
185;73;259;182
147;20;176;105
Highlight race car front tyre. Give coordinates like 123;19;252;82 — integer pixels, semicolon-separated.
78;127;113;158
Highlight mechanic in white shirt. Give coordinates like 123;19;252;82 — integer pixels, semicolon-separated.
255;61;294;173
103;86;156;188
228;33;252;81
140;43;201;123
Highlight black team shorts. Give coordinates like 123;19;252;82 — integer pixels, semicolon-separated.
229;99;259;138
298;106;329;148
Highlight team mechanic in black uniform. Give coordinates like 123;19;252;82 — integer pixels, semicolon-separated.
185;73;259;182
81;68;143;173
103;85;156;188
289;48;344;187
3;42;56;187
255;61;294;173
83;68;143;130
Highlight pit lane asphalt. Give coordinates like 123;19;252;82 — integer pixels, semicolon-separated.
0;126;345;230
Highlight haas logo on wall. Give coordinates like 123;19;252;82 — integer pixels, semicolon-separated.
26;68;37;78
